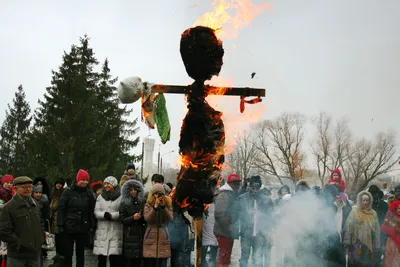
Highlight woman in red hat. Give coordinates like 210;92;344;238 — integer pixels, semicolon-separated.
0;174;14;267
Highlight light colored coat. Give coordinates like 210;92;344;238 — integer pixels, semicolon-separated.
203;203;218;246
93;193;123;256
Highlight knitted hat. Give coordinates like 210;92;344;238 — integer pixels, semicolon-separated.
151;183;165;195
90;181;103;191
227;174;241;183
76;169;89;183
33;185;43;193
14;176;33;186
1;174;14;185
54;178;65;186
126;163;135;171
104;176;118;188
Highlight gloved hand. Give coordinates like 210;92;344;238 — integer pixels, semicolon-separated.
104;212;112;221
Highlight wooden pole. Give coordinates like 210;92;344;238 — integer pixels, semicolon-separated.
151;84;265;97
193;217;203;267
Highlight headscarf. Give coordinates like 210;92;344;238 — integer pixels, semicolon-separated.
381;200;400;250
347;191;379;252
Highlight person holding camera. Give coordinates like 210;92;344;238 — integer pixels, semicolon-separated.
143;183;173;267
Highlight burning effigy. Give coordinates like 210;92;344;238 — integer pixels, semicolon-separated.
172;26;226;218
117;18;266;267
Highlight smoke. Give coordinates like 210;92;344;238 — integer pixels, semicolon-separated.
244;190;341;267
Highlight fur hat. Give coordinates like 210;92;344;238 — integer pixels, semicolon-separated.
151;183;165;195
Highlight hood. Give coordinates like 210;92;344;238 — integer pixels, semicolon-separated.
278;185;291;197
163;184;172;195
219;183;233;192
121;179;144;202
356;191;373;210
330;169;342;180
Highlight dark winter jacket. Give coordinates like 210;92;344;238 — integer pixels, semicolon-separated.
238;191;261;237
213;183;240;239
0;195;44;259
35;194;50;231
57;183;96;234
119;179;146;259
168;211;193;251
372;199;388;226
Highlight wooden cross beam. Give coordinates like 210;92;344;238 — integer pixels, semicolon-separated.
151;84;266;97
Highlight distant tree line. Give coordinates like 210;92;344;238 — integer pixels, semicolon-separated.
226;112;398;199
0;35;140;183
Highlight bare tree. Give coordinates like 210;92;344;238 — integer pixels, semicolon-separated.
226;130;259;180
253;112;306;185
345;131;398;198
310;113;352;186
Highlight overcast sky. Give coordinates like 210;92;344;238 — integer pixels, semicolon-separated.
1;0;399;170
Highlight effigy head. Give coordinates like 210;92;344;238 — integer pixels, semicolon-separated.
180;26;224;82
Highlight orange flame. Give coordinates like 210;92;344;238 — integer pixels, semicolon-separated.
193;0;271;40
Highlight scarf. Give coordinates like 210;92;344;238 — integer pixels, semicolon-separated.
101;186;121;201
0;186;14;203
381;200;400;250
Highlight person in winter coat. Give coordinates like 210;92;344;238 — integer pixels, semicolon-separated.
0;174;14;265
33;177;50;201
328;169;346;193
120;179;147;267
368;185;388;266
90;181;103;198
0;175;14;209
32;184;50;267
343;191;381;267
257;188;275;267
368;185;388;226
202;203;218;267
126;163;141;182
238;175;265;267
381;200;400;266
168;210;193;267
143;183;173;267
32;185;50;230
49;178;65;263
321;185;347;267
275;185;291;205
214;173;241;267
57;169;96;267
0;176;44;266
93;176;123;267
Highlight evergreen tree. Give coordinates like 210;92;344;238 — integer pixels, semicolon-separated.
28;36;140;182
0;85;31;175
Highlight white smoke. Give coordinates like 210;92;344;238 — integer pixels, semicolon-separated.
254;191;340;267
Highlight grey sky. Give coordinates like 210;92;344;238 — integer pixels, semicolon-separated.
1;0;399;169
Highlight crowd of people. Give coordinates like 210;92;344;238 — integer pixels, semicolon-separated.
0;164;399;267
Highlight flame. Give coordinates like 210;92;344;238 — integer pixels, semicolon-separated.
193;0;271;40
